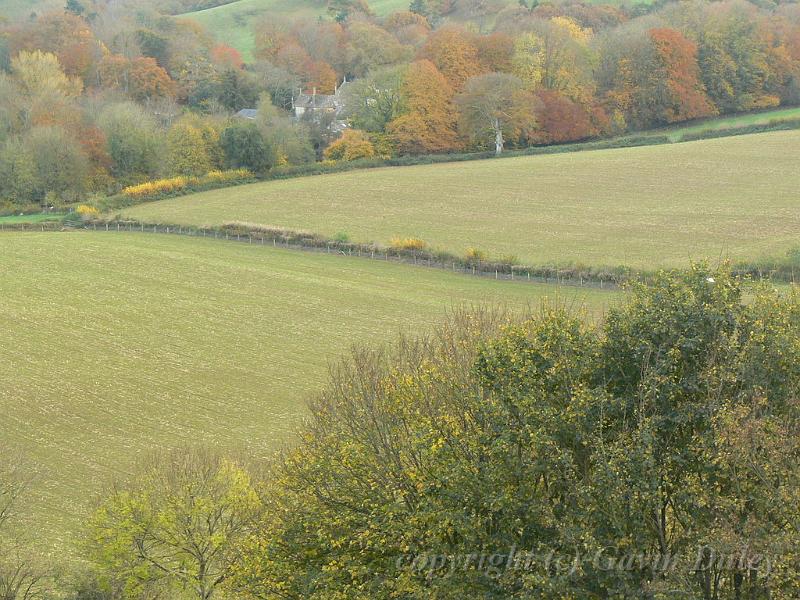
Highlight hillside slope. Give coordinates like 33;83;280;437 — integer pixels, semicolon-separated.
181;0;411;59
0;231;610;556
124;130;800;271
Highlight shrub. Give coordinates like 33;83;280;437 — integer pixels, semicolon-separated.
465;247;488;263
323;130;376;162
389;236;428;251
122;176;194;199
332;231;351;243
120;170;253;201
75;204;100;221
497;253;519;266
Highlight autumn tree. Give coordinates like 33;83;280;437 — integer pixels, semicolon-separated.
475;32;514;73
167;119;218;176
695;8;781;111
419;26;484;91
128;56;177;102
524;16;596;103
648;28;717;124
346;21;412;78
511;30;544;90
89;447;261;600
386;59;460;155
535;89;598;143
7;12;98;80
384;10;430;46
456;72;537;155
601;27;716;129
10;50;82;128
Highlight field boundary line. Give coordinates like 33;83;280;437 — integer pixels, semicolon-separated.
0;219;623;290
3;219;793;287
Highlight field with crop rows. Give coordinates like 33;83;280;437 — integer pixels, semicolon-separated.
0;231;613;555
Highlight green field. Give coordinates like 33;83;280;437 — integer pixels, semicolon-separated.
0;231;612;555
659;106;800;141
0;212;64;224
123;130;800;271
0;0;61;21
181;0;411;60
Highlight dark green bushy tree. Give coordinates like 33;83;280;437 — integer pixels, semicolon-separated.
220;121;274;173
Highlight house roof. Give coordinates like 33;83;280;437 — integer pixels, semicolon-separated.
235;108;258;119
294;94;339;110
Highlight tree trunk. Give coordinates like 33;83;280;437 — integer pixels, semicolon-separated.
493;119;504;156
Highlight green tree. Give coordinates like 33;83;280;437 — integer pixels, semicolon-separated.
65;0;85;16
255;98;315;166
343;66;407;133
220;121;274;173
167;120;216;176
23;126;89;204
98;103;164;184
0;138;36;206
456;72;537;154
328;0;373;23
89;447;261;600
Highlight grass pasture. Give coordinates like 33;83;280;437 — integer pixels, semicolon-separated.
659;106;800;141
0;212;64;224
180;0;410;60
124;130;800;271
0;0;61;21
0;231;612;556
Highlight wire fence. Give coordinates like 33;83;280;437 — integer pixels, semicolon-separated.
0;219;652;290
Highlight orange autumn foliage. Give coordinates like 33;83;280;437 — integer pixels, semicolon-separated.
648;28;717;123
387;60;460;155
419;26;485;91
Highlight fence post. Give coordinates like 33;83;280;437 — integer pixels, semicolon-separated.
105;223;109;231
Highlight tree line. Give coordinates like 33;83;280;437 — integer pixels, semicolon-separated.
1;0;799;210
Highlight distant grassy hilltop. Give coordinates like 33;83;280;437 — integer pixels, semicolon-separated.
181;0;413;60
1;0;62;20
123;129;800;271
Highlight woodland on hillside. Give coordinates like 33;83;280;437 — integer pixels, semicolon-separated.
1;0;799;209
